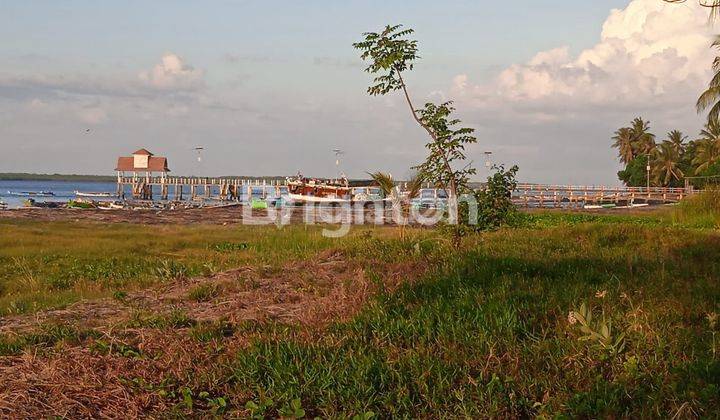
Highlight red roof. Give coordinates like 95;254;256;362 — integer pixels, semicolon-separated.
132;148;153;156
115;156;170;172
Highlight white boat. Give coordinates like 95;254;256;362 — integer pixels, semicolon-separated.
0;201;7;210
75;191;114;198
287;193;351;204
97;202;124;210
8;191;55;197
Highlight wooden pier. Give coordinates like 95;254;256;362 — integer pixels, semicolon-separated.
117;175;694;208
511;183;690;208
117;175;287;201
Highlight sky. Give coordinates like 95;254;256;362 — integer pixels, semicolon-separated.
0;0;716;184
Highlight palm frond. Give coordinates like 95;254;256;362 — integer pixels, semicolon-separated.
697;86;720;113
405;172;425;200
367;171;395;196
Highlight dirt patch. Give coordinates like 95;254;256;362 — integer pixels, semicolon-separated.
0;205;446;226
0;249;428;417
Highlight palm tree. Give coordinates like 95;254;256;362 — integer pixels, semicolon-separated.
611;118;656;165
368;171;395;198
368;171;423;238
651;141;684;186
667;130;687;155
612;127;635;164
697;36;720;122
630;117;656;156
693;120;720;173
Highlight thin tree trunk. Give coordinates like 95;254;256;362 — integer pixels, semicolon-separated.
396;70;459;223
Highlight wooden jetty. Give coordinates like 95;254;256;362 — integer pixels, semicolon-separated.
114;148;697;208
511;183;690;208
117;174;694;208
116;175;288;201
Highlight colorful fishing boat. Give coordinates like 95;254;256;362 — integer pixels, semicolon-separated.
286;174;352;204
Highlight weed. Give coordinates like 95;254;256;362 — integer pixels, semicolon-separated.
245;396;274;419
112;290;128;302
569;301;626;357
188;283;219;302
0;323;99;355
189;319;235;342
90;339;142;358
156;260;190;281
211;241;249;252
278;398;305;419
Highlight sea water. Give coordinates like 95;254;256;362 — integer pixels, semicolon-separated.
0;180;118;208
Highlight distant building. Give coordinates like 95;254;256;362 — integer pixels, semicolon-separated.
115;148;170;178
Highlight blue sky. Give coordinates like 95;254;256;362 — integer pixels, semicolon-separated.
0;0;713;183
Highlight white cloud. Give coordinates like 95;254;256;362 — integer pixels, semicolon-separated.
454;0;713;111
139;53;204;90
443;0;715;184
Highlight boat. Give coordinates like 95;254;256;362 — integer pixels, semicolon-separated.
8;191;55;197
0;201;7;210
67;199;96;209
286;174;353;204
97;202;125;210
22;199;61;208
74;191;114;198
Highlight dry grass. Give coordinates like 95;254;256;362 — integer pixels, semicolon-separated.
0;244;430;417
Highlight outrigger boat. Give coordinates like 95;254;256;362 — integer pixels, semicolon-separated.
286;174;353;204
285;173;389;207
74;191;114;198
8;191;55;197
286;173;356;204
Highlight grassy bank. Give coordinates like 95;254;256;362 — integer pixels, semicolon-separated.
0;220;384;315
234;223;720;417
0;213;718;417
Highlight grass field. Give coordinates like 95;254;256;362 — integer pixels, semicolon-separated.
0;207;718;417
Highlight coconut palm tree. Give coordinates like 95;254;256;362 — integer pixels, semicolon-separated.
612;127;635;164
667;130;687;155
368;171;423;238
693;120;720;173
612;118;656;165
697;36;720;122
651;141;684;186
630;117;656;156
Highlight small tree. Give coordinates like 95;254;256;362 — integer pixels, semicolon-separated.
618;155;651;187
475;165;519;230
354;25;477;223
